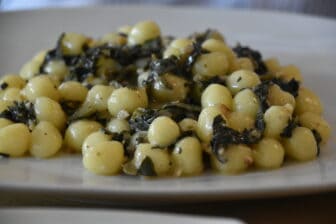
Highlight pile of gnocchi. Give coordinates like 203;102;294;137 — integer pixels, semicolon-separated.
0;21;331;177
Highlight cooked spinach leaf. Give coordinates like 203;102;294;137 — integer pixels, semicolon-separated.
160;102;201;122
60;101;82;116
211;115;264;162
253;81;271;112
112;131;131;152
0;101;36;128
272;78;300;97
233;44;268;75
184;42;205;74
39;33;66;73
150;56;180;77
109;64;138;88
129;102;201;132
280;119;297;138
67;45;110;82
137;156;157;176
129;108;160;132
110;37;162;66
189;29;219;45
312;129;322;156
199;75;226;87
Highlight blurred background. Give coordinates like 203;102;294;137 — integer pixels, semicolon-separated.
1;0;336;18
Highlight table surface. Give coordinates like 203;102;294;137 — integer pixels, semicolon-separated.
1;190;336;224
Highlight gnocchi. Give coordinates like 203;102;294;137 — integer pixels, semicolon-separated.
0;21;330;178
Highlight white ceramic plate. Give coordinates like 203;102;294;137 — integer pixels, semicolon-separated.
0;6;335;202
0;208;243;224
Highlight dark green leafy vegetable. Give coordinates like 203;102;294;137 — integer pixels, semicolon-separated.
189;29;219;45
129;108;160;132
0;82;9;90
108;64;138;88
126;131;148;157
112;131;131;155
109;37;162;66
129;102;201;132
211;115;264;162
199;75;227;87
40;33;68;73
254;110;266;132
149;56;180;77
111;131;130;143
253;81;271;112
144;56;181;89
233;44;268;75
312;129;322;156
272;78;300;97
0;101;36;128
67;45;110;82
160;102;201;122
41;35;162;83
280;119;297;138
184;42;205;74
117;32;128;38
176;130;197;143
137;156;157;176
60;101;82;116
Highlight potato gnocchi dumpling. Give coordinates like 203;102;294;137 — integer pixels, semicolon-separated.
0;21;330;178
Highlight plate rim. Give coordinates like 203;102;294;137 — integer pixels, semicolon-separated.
0;5;335;202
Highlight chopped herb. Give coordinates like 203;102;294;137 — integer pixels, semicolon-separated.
129;102;201;132
237;77;242;82
175;130;197;143
280;119;297;138
118;32;128;38
162;35;175;48
253;81;271;112
272;78;300;97
68;45;110;82
144;56;181;89
312;129;322;156
39;33;66;73
0;82;9;90
185;42;208;74
160;102;201;122
112;131;131;149
189;29;219;45
200;75;226;87
0;101;36;128
60;101;82;116
0;152;10;158
135;37;162;58
129;108;160;132
211;115;264;162
233;44;268;75
111;37;162;66
137;156;157;176
254;110;266;133
110;64;138;88
150;56;180;77
126;131;148;157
